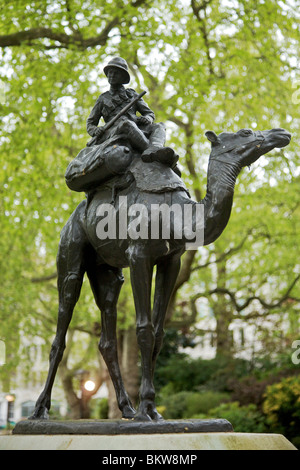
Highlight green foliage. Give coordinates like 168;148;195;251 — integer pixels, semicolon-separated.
207;402;268;433
263;376;300;442
90;398;109;420
155;355;251;394
159;390;230;420
227;355;300;409
154;328;197;389
159;355;300;443
0;0;299;407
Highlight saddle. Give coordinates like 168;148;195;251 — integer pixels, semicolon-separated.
128;157;188;194
65;140;188;197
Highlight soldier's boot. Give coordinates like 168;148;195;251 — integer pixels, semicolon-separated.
118;120;181;174
141;123;179;169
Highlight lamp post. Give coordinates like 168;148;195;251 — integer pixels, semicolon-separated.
5;394;15;431
75;369;96;418
84;380;96;392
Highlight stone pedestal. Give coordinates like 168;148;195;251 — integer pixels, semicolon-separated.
0;432;296;450
0;419;296;450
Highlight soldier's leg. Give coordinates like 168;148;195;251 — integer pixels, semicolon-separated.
114;119;180;171
114;118;149;151
141;122;179;169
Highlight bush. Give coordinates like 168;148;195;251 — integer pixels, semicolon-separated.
263;375;300;444
160;390;230;420
227;365;300;410
90;398;109;419
207;402;268;433
155;356;251;394
227;375;271;409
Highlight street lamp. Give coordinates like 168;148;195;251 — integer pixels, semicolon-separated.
5;394;15;430
74;369;97;418
84;380;96;392
5;394;14;402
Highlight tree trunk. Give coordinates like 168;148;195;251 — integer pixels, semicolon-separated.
213;253;233;358
214;302;233;358
57;330;106;419
58;365;81;419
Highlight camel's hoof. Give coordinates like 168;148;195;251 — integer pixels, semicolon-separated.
133;400;164;422
151;410;164;421
28;406;49;420
133;412;152;422
121;404;136;420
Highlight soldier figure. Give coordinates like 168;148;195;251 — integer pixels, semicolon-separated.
86;57;179;170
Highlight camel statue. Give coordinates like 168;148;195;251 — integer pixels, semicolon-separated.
29;127;291;421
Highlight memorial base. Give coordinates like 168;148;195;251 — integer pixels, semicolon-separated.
0;432;296;450
12;418;233;435
0;419;296;450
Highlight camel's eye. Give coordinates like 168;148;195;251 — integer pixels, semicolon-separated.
239;129;253;137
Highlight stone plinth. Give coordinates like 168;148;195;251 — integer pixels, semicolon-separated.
0;419;295;450
0;432;297;450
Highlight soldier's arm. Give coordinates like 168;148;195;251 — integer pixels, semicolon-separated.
137;96;155;123
128;88;155;123
86;97;103;137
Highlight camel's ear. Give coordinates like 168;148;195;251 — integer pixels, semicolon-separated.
205;131;220;143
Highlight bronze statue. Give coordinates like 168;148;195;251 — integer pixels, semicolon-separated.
86;57;179;171
29;57;291;422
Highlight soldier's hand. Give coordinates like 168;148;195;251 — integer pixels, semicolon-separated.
94;127;106;137
138;116;152;125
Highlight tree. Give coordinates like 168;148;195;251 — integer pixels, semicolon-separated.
189;179;300;357
1;0;299;416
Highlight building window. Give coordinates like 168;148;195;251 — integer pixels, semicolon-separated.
21;401;36;418
7;401;14;421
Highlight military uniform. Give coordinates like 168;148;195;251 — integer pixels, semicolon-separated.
86;57;178;169
87;86;155;141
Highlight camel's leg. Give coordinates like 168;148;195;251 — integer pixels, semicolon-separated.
131;254;181;421
152;255;181;377
128;246;156;421
87;263;136;419
29;204;87;419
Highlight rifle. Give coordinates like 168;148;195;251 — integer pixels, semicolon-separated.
87;90;147;147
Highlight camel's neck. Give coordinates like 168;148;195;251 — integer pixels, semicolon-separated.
206;155;241;193
201;152;242;245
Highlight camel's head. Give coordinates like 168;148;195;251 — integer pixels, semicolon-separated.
205;128;291;167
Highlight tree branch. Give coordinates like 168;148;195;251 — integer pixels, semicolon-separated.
191;226;269;271
31;272;57;283
191;0;215;79
0;0;152;50
168;296;199;328
0;18;120;50
193;273;300;313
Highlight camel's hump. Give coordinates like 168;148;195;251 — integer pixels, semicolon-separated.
129;158;188;194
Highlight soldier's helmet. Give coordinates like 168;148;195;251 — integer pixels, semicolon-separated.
103;57;130;84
